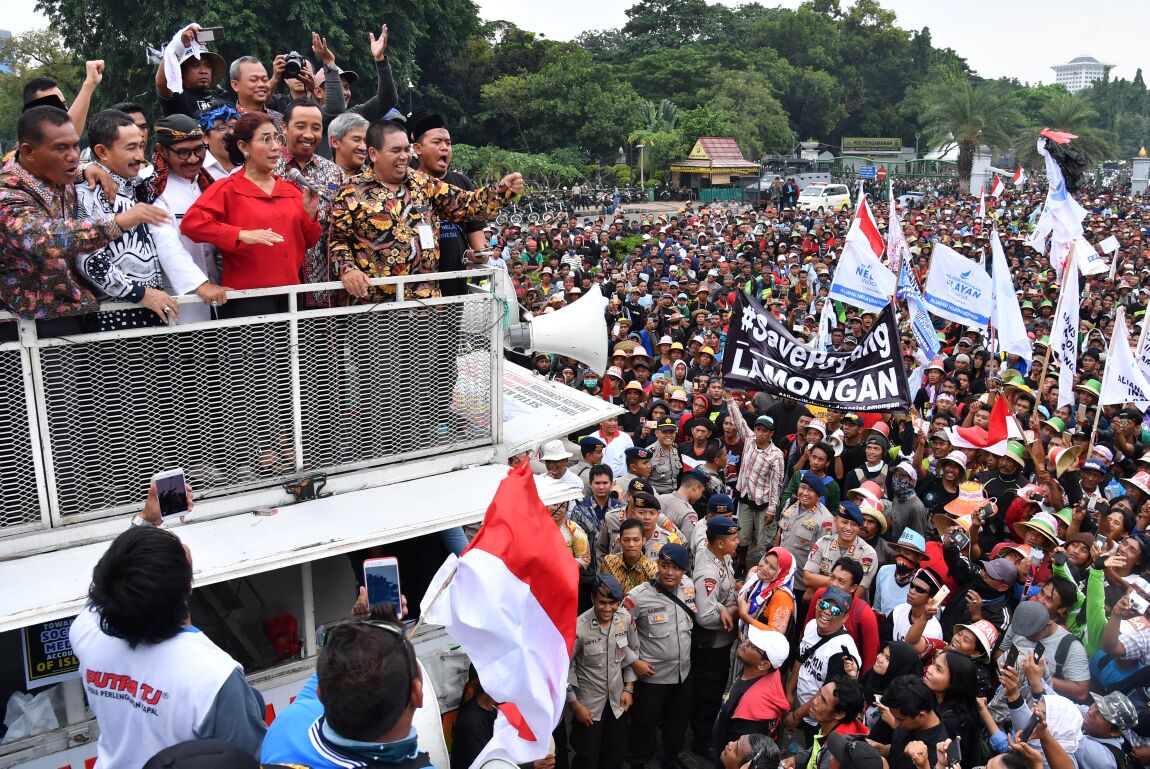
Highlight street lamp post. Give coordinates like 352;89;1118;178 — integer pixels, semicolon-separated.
637;144;645;191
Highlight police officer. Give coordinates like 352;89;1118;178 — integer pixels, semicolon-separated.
803;500;878;599
776;471;835;597
597;480;682;561
568;574;640;769
617;446;654;493
659;469;706;544
623;543;696;769
690;516;740;760
691;494;735;558
630;492;685;560
572;436;607;492
648;416;684;494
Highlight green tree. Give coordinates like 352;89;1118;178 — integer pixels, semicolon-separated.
0;28;83;147
677;106;735;148
922;79;1021;193
621;0;714;46
705;68;792;157
1016;92;1117;167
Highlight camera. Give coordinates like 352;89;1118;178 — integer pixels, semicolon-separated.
949;528;971;551
283;51;306;80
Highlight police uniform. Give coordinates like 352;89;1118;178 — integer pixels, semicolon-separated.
617;447;654;498
568;606;639;769
648;430;684;494
689;518;740;755
803;534;879;591
658;490;699;545
776;501;834;593
642;524;684;561
623;566;695;766
596;497;681;561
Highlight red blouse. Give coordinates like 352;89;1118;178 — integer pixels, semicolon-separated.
180;171;322;291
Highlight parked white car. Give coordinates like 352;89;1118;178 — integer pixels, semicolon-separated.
796;184;852;212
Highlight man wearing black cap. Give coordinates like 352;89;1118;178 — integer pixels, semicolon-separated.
623;543;696;769
568;574;641;769
571;437;606;492
690;516;740;759
409;111;488;297
659;469;707;544
618;445;654;493
649;416;685;494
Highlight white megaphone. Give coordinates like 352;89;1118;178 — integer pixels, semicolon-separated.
491;268;608;374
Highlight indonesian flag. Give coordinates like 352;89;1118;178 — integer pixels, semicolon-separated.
950;396;1024;456
423;462;578;768
848;191;885;261
1013;165;1027;187
977;186;987;218
990;176;1005;198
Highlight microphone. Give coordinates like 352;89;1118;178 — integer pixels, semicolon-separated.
286;167;331;201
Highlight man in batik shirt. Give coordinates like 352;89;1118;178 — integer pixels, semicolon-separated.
328;120;524;301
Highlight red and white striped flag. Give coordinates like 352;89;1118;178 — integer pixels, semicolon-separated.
1012;165;1027;187
849;190;885;261
990;176;1005;198
423;462;579;768
950;396;1024;456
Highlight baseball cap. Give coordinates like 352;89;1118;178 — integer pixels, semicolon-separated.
706;516;740;537
821;586;853;612
827;733;883;769
980;557;1020;586
746;626;790;670
708;494;734;515
658;543;690;570
1009;599;1052;638
1095;691;1138;732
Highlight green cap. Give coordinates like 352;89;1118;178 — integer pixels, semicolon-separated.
1042;416;1066;433
1021;300;1035;310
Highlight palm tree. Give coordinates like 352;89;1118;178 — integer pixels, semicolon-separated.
1017;92;1118;168
922;79;1021;193
641;99;680;133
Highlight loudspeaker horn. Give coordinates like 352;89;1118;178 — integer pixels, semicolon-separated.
508;290;609;374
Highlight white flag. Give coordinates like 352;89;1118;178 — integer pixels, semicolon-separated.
828;238;897;311
923;243;993;328
990;230;1032;363
1137;320;1150;387
1100;310;1150;408
815;298;837;351
977;186;986;218
886;179;910;276
1049;261;1079;410
1070;235;1109;276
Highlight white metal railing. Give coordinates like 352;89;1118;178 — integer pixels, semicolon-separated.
0;270;504;535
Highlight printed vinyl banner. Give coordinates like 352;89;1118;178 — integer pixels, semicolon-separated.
723;292;911;412
923;243;993;328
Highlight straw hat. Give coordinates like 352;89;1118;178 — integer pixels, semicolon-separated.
1121;470;1150;497
1048;444;1084;477
953;619;1000;662
943;480;995;518
1013;511;1062;548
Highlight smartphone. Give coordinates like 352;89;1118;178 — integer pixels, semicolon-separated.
1018;712;1041;743
950;529;971;551
930;584;951;610
195;26;224;43
1130;592;1150;616
1004;646;1021;669
363;557;403;617
153;468;189;519
1077;403;1088;423
646;420;658;430
948;735;963;768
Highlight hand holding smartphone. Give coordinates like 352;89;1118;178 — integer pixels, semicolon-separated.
363;557;403;618
153;468;190;520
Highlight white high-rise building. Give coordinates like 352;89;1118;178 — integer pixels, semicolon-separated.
1051;56;1113;93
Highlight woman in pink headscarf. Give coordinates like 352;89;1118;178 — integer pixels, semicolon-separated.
737;547;796;634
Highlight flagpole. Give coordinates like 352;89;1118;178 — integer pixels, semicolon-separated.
1038;257;1071;388
407;564;458;638
1087;308;1122;455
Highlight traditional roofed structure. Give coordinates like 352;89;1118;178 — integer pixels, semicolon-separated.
669;137;759;186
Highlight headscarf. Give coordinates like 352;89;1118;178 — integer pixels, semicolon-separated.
745;547;795;618
861;641;922;703
198;103;240;134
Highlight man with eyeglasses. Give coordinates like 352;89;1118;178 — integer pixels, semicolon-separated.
149;114;231;323
786;586;860;741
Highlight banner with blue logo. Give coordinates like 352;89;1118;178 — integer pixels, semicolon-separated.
922;243;993;328
828;239;896;312
897;258;939;362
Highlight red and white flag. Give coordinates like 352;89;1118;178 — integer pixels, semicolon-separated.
1012;165;1027;187
950;396;1024;456
990;176;1005;198
423;462;578;768
848;190;885;261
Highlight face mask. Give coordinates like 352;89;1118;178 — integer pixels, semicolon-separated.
892;475;916;501
584;379;598;389
894;558;916;584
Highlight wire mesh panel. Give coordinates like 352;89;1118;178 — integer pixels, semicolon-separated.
39;321;295;519
0;347;41;530
297;295;498;471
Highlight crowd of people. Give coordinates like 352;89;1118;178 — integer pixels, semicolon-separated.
5;14;1150;769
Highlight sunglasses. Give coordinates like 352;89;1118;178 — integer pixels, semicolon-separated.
817;599;845;617
317;619;417;683
909;582;930;594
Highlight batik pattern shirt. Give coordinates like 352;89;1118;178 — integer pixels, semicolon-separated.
0;163;116;319
277;150;343;306
327;169;512;300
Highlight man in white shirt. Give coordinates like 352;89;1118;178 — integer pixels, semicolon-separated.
71;491;265;767
596;416;634;479
149;113;231;323
786;586;860;730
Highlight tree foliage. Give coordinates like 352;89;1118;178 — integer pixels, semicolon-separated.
922;79;1021;193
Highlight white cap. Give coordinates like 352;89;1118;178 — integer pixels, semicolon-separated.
746;626;790;669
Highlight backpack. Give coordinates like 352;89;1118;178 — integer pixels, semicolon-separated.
1034;633;1078;681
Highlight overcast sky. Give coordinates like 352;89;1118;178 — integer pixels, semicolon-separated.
4;0;1144;85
